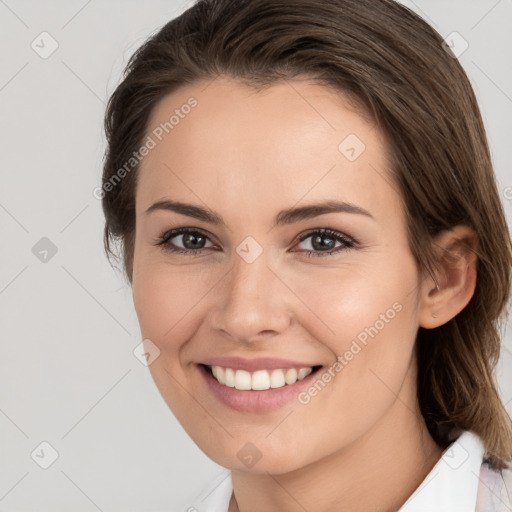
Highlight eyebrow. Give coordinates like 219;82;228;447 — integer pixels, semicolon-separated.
144;199;374;227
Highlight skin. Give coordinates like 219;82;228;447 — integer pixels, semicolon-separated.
131;75;477;512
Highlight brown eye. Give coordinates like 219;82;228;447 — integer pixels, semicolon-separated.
292;229;356;257
156;228;214;255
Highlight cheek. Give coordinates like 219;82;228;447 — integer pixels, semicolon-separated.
280;252;420;355
283;253;421;414
131;263;214;426
132;261;210;344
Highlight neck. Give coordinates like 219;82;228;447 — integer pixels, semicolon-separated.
229;365;443;512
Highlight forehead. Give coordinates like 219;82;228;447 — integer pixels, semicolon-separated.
136;75;399;225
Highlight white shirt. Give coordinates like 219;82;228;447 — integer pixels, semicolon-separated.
186;430;512;512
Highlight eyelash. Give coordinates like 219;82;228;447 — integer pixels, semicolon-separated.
154;227;357;258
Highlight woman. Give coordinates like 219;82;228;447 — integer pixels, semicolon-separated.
99;0;512;510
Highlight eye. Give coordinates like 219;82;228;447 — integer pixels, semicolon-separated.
291;228;356;257
154;227;357;257
154;227;215;255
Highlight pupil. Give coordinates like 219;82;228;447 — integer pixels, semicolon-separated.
183;232;205;249
312;234;334;251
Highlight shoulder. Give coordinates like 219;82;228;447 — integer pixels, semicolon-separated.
475;459;512;512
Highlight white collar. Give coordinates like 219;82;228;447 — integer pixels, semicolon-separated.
399;430;484;511
191;430;484;512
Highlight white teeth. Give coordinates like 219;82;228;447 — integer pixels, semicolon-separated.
251;370;270;390
284;368;297;384
234;369;252;390
209;365;315;390
224;368;235;387
298;367;313;380
269;369;285;388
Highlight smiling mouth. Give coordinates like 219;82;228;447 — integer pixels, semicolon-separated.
201;364;323;391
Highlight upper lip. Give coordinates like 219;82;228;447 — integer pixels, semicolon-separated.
200;356;322;372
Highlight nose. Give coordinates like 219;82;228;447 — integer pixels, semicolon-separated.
207;250;293;344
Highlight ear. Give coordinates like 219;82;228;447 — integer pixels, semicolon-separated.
418;225;478;329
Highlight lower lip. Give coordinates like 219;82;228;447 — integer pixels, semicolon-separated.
197;364;322;413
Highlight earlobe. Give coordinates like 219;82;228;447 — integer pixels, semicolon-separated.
418;225;478;329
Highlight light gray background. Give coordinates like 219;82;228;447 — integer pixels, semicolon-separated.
1;0;511;510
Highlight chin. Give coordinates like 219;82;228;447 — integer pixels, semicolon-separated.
194;435;311;475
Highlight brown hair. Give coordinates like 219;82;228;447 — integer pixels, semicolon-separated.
101;0;512;469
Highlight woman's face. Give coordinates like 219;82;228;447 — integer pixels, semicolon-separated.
132;75;425;473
